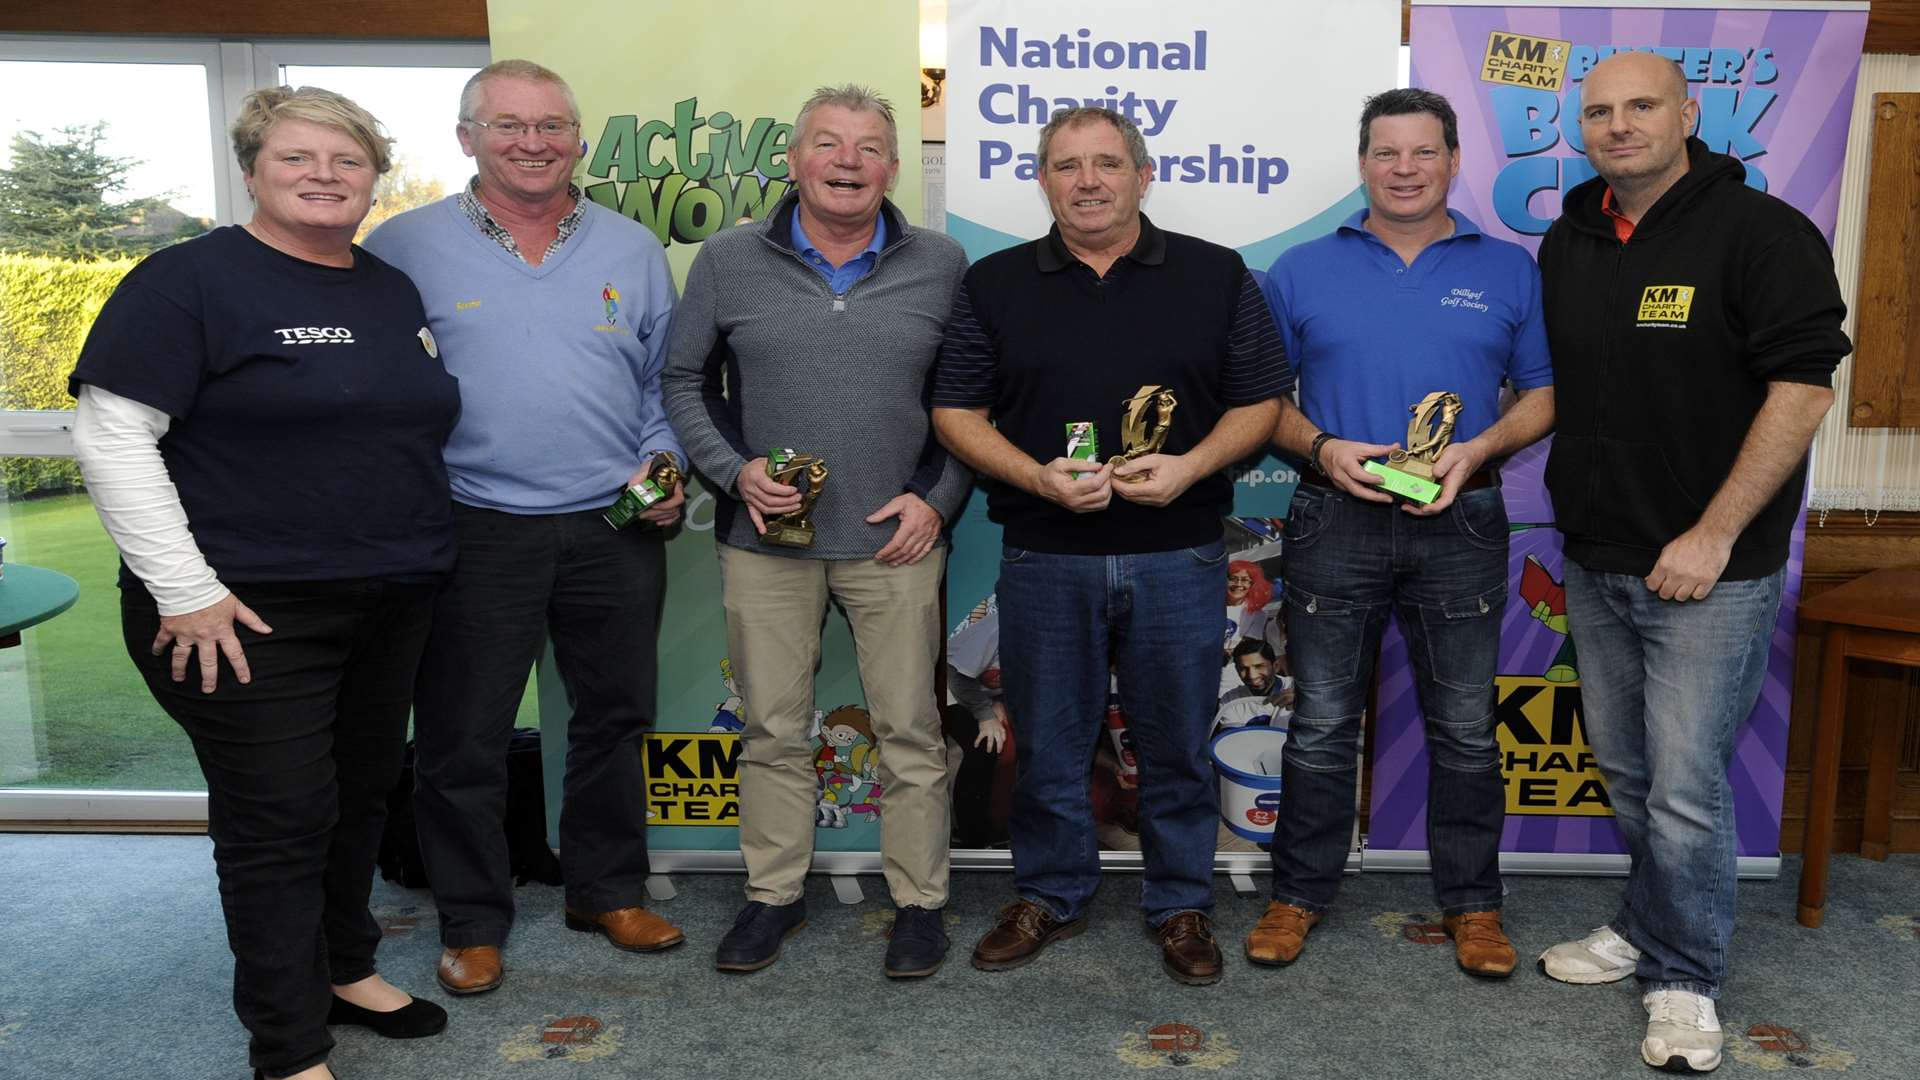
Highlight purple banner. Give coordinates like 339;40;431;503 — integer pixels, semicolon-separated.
1371;3;1865;858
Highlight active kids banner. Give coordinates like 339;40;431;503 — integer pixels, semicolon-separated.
941;0;1400;861
486;0;923;862
1370;1;1868;866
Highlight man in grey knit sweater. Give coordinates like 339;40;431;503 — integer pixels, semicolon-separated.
661;85;970;979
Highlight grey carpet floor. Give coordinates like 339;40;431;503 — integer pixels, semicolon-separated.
1;835;1915;1079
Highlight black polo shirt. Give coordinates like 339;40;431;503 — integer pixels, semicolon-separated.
933;215;1291;555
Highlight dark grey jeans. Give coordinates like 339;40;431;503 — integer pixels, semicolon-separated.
412;502;665;947
1269;483;1510;915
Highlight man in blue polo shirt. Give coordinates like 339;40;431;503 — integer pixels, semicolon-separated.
1245;88;1554;980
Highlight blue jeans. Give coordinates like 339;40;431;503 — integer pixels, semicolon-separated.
1563;557;1784;998
1270;484;1508;915
997;540;1227;926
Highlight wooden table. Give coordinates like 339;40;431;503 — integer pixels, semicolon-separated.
1794;565;1920;928
0;562;80;649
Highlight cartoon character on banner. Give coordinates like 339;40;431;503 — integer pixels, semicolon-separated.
709;656;746;733
813;705;882;828
948;597;1010;754
1094;670;1144;851
946;596;1017;848
1519;553;1580;683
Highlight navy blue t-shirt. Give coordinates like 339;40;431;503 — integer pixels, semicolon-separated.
71;226;459;587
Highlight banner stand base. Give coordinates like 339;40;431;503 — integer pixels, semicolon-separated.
1363;848;1782;881
831;874;866;905
648;848;1366;877
641;848;1787;881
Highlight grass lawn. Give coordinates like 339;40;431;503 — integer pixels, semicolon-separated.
2;491;539;791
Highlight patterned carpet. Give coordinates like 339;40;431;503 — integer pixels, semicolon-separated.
1;834;1915;1079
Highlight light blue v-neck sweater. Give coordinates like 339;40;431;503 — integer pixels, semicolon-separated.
365;195;682;514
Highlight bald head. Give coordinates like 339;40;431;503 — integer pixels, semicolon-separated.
1578;50;1699;210
1586;51;1688;103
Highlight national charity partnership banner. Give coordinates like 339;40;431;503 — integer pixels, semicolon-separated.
1369;2;1867;863
944;0;1401;267
487;0;921;858
940;1;1401;861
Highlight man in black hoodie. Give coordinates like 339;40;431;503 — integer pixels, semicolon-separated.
1535;52;1847;1074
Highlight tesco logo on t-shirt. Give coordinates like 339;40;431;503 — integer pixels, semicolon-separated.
273;326;357;345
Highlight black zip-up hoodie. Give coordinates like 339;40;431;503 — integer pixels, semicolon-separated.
1538;137;1849;581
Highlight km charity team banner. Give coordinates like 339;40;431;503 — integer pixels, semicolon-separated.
1370;1;1867;866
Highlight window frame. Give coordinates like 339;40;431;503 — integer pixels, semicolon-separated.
0;35;488;821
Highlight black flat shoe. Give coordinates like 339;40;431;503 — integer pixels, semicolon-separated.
327;993;448;1038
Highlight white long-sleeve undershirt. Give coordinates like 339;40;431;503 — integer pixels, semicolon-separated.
71;384;229;616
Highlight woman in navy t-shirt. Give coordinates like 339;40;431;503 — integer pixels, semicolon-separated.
70;87;457;1080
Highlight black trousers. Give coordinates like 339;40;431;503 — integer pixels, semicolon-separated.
412;502;664;947
122;579;436;1079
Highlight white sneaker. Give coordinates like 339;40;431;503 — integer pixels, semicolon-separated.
1538;925;1641;984
1642;989;1723;1073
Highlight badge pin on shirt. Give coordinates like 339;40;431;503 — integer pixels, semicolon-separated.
418;327;438;359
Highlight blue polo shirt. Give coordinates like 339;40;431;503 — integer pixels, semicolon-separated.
1261;208;1551;448
791;212;886;294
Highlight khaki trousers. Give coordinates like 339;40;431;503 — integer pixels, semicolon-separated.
717;544;952;907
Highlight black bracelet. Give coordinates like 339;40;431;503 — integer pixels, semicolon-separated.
1308;431;1337;474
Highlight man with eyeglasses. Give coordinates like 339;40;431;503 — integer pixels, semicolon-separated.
364;58;686;997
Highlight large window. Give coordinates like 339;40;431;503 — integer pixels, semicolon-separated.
0;37;524;820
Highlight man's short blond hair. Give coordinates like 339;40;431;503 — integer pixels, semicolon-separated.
460;59;582;123
231;86;393;176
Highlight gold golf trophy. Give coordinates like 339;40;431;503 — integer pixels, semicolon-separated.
1108;385;1178;482
1365;391;1463;505
763;448;829;548
603;451;683;529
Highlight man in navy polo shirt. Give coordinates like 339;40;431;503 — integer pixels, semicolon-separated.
1246;88;1554;979
932;106;1290;986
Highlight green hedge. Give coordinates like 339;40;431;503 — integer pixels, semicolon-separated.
1;253;134;496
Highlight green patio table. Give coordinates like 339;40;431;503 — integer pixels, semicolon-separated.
0;563;80;648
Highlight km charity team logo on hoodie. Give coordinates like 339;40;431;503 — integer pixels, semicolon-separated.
1637;284;1696;327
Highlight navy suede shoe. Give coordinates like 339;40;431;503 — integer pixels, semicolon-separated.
885;905;950;979
714;899;807;972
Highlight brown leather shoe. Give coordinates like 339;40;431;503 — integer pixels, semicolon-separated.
436;945;502;995
564;905;686;953
1244;901;1322;966
1443;910;1517;978
971;899;1087;971
1158;911;1223;985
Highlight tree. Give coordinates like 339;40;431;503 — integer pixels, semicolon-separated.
355;155;447;243
0;123;190;258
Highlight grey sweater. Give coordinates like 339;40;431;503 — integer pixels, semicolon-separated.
662;194;972;559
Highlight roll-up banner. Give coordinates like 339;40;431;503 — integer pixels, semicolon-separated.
941;0;1402;867
1372;1;1867;875
486;0;923;868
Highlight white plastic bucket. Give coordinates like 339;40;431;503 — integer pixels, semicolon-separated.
1210;726;1290;843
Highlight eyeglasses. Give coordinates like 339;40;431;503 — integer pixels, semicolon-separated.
466;118;581;140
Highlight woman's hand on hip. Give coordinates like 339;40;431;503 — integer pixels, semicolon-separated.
152;592;274;693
